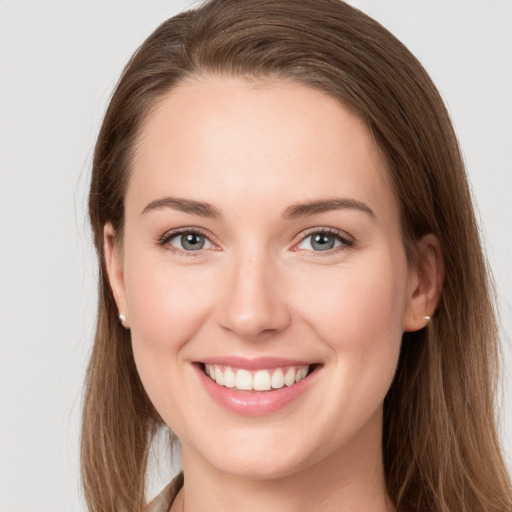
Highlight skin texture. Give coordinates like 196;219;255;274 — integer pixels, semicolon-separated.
105;76;443;512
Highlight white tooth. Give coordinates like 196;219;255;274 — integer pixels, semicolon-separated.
271;368;285;389
253;370;271;391
235;369;253;390
215;366;224;385
284;367;296;387
207;364;215;380
295;367;302;383
223;367;236;388
300;367;308;380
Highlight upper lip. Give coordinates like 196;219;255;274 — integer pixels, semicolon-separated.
197;356;318;370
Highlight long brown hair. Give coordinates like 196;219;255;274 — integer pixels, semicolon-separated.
82;1;512;510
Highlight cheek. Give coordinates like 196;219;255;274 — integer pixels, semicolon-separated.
123;249;216;360
292;251;408;404
288;254;408;439
122;253;219;424
297;259;406;342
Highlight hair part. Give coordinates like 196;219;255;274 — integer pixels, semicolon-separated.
83;1;512;510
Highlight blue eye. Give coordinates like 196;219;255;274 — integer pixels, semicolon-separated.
159;228;353;255
296;230;353;252
165;231;214;251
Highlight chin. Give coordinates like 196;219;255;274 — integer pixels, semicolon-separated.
213;455;309;481
189;431;320;481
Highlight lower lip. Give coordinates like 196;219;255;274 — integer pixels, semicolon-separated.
194;364;320;416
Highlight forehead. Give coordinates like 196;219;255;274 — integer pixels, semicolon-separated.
128;75;398;224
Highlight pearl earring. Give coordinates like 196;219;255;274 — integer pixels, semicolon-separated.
423;315;431;322
118;313;127;323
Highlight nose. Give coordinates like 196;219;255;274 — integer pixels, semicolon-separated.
216;249;292;340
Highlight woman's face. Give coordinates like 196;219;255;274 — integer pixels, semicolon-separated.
106;76;427;479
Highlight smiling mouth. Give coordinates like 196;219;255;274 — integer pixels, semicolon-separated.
200;363;319;392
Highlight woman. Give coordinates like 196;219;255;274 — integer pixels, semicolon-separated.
81;0;512;511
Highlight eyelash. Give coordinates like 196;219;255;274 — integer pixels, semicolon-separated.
156;227;214;258
156;226;355;257
293;227;355;256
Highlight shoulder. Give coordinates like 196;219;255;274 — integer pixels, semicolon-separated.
146;472;184;512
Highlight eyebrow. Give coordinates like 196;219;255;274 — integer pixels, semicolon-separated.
141;196;375;220
282;198;376;220
142;197;223;218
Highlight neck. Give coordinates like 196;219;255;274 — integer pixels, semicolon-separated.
177;413;394;512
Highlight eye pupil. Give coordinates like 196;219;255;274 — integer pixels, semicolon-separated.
311;233;335;251
181;233;205;250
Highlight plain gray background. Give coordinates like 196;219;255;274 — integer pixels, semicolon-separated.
0;1;511;510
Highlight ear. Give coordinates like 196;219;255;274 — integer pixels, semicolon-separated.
104;222;130;328
403;234;445;332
